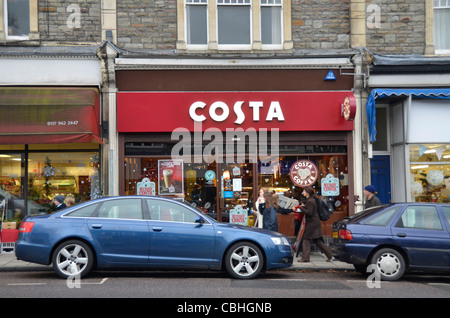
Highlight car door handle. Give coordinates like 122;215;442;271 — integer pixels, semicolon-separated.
397;233;406;237
91;224;103;229
152;227;163;232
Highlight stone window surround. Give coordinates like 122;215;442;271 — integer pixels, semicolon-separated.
0;0;39;41
176;0;293;52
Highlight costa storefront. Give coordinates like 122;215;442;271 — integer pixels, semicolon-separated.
116;64;356;237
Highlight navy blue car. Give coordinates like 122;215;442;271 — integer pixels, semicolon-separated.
16;196;293;279
331;203;450;281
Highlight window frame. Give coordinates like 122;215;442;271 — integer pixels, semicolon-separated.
216;0;252;50
260;0;283;49
433;0;450;54
185;0;209;50
178;0;292;52
395;205;444;231
0;0;38;42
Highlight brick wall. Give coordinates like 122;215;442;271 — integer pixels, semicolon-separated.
365;0;426;54
291;0;351;50
117;0;177;50
38;0;101;43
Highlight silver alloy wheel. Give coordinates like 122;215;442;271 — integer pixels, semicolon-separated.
375;251;401;278
229;245;261;277
55;243;89;277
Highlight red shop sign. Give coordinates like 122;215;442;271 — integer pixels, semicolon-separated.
117;91;355;132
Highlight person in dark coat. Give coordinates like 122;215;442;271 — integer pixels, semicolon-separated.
364;185;382;209
53;195;67;210
261;192;278;232
297;187;333;262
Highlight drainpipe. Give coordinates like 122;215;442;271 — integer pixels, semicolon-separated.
350;0;367;213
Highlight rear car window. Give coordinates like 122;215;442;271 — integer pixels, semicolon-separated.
358;205;400;226
65;203;99;217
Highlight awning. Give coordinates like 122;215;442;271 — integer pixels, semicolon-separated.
0;87;102;144
366;88;450;142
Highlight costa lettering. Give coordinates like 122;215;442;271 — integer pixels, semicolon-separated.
189;101;285;124
289;159;319;188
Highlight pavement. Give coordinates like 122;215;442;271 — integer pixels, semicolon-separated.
0;250;354;273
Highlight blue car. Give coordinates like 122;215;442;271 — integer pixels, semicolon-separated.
331;203;450;281
16;196;293;279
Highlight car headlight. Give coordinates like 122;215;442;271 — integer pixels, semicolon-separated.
271;236;290;246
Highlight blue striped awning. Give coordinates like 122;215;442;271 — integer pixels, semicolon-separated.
366;88;450;142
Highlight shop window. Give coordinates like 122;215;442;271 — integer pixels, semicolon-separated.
434;0;450;53
0;148;100;218
124;157;218;219
410;144;450;203
257;155;349;207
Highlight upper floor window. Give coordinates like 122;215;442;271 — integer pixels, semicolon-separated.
217;0;251;46
3;0;30;40
179;0;292;51
260;0;282;46
434;0;450;53
186;0;208;45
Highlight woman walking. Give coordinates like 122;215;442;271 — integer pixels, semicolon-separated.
297;187;333;262
261;192;278;231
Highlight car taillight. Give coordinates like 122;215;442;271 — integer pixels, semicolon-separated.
338;229;353;240
19;221;34;233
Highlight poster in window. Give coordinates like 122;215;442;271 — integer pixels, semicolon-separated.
158;159;184;195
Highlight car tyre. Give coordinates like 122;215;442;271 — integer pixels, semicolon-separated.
224;241;264;280
370;248;405;281
52;240;94;279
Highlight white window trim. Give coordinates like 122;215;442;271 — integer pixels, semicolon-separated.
260;0;283;50
2;0;28;40
433;0;450;55
1;0;38;42
184;0;209;50
216;0;252;50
